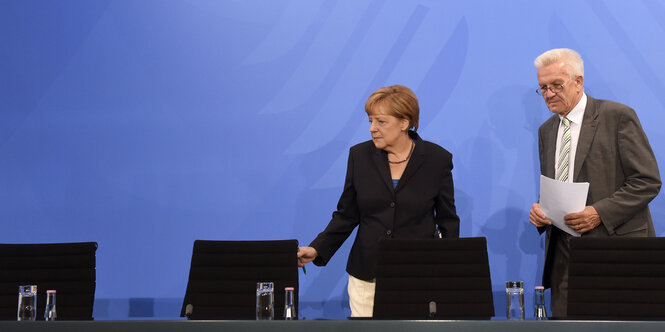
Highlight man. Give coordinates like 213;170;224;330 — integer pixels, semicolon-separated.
528;48;661;317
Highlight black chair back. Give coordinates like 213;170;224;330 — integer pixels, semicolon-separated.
373;237;494;319
0;242;97;320
568;237;665;319
181;239;299;319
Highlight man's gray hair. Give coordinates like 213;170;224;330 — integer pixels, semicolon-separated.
534;48;584;78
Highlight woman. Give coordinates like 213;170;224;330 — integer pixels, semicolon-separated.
298;85;460;317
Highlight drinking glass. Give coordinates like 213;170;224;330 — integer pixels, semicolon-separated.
256;282;274;320
17;285;37;321
505;281;524;320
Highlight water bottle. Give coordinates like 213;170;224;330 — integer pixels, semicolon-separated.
534;286;547;320
17;285;37;321
44;290;57;321
256;282;274;320
505;281;524;320
284;287;296;320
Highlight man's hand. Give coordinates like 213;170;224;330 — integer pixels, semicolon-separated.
564;206;601;234
529;203;551;227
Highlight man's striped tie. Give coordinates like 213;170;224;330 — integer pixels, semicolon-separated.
556;117;571;182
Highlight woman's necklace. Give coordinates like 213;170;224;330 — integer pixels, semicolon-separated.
388;140;415;164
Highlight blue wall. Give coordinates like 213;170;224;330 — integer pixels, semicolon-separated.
1;0;663;320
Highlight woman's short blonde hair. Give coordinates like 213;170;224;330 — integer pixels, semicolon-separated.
365;85;419;131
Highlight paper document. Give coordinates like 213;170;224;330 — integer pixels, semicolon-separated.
539;175;590;237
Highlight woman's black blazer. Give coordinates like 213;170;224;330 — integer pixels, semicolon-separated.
310;132;460;280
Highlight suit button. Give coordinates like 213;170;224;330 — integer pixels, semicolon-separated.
386;230;393;238
390;202;395;208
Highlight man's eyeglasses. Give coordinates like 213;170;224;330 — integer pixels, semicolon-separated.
536;78;574;96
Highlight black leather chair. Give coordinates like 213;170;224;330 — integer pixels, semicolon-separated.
373;237;494;319
181;239;299;319
0;242;98;320
567;237;665;319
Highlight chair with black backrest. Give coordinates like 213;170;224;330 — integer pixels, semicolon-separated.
0;242;98;320
373;237;494;319
567;237;665;319
181;239;299;319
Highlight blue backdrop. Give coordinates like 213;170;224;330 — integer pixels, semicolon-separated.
1;0;663;320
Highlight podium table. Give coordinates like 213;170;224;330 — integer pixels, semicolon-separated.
2;320;665;332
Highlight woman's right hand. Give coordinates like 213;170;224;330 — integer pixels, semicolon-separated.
297;246;318;267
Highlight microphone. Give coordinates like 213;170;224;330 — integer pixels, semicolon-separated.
185;304;194;319
428;301;437;318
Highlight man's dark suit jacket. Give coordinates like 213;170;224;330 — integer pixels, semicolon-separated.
538;95;661;287
310;131;460;281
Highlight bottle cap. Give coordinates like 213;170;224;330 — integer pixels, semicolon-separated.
534;286;544;290
284;287;294;291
